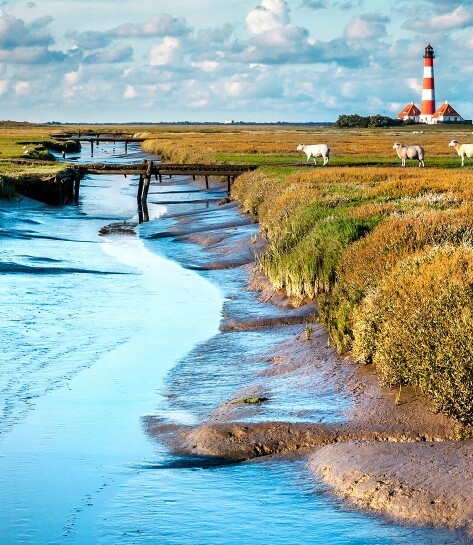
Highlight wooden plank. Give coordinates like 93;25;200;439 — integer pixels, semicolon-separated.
77;162;257;178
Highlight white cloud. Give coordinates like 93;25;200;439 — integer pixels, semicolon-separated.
191;60;219;72
149;37;181;66
123;84;137;99
407;5;473;31
246;0;290;34
0;9;54;48
64;68;82;86
14;81;30;95
0;79;8;95
344;14;388;40
430;6;473;30
112;14;190;38
406;77;422;94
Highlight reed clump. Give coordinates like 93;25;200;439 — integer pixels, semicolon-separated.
232;165;473;423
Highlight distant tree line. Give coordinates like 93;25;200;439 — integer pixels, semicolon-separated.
335;114;406;128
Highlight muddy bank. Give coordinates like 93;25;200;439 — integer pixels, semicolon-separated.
309;440;473;536
142;178;473;540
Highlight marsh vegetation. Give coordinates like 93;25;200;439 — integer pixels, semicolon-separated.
4;121;473;424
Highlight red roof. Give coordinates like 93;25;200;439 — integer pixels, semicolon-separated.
433;102;462;118
397;103;421;119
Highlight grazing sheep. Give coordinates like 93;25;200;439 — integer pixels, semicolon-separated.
448;140;473;167
392;142;425;167
297;143;330;166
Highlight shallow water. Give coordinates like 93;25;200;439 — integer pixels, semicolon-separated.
0;142;467;544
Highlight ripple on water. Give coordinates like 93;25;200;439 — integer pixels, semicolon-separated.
97;458;464;545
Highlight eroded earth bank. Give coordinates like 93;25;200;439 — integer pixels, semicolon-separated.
141;179;473;541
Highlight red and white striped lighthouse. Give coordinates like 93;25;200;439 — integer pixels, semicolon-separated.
420;43;436;123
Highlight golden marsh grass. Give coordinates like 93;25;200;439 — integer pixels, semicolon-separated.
3;122;473;422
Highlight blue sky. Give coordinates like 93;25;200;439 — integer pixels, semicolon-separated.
0;0;472;123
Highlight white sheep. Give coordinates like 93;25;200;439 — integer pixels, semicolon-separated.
392;142;425;167
448;140;473;167
297;143;330;166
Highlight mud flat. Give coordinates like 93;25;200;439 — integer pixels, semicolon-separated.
143;178;473;541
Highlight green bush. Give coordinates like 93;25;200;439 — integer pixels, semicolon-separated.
260;211;378;298
23;145;55;161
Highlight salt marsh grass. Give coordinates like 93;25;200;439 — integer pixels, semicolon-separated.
226;129;473;424
5;122;473;423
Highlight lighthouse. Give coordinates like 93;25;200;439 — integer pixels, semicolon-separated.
396;43;468;124
419;43;436;123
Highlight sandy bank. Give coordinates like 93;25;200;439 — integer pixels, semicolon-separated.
310;440;473;536
142;178;473;540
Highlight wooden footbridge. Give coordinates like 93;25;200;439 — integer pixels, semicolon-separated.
11;134;258;204
77;159;258;199
52;132;146;156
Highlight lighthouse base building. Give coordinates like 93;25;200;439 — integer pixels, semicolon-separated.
397;100;465;124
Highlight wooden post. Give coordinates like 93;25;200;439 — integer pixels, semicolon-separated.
125;141;128;154
90;141;94;156
142;199;149;222
205;175;209;189
137;174;144;202
227;176;232;193
142;160;153;202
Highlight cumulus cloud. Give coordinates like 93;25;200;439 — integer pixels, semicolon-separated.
111;14;190;38
220;70;283;100
246;0;290;34
66;30;112;50
149;37;181;66
406;5;473;31
0;46;65;64
344;13;389;40
406;77;422;94
64;67;83;86
0;10;54;49
239;0;370;68
123;84;137;99
242;0;312;64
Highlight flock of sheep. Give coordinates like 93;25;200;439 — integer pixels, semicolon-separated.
296;140;473;167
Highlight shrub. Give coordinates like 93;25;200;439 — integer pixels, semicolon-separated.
322;207;473;351
259;210;379;299
351;246;473;424
23;145;55;161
